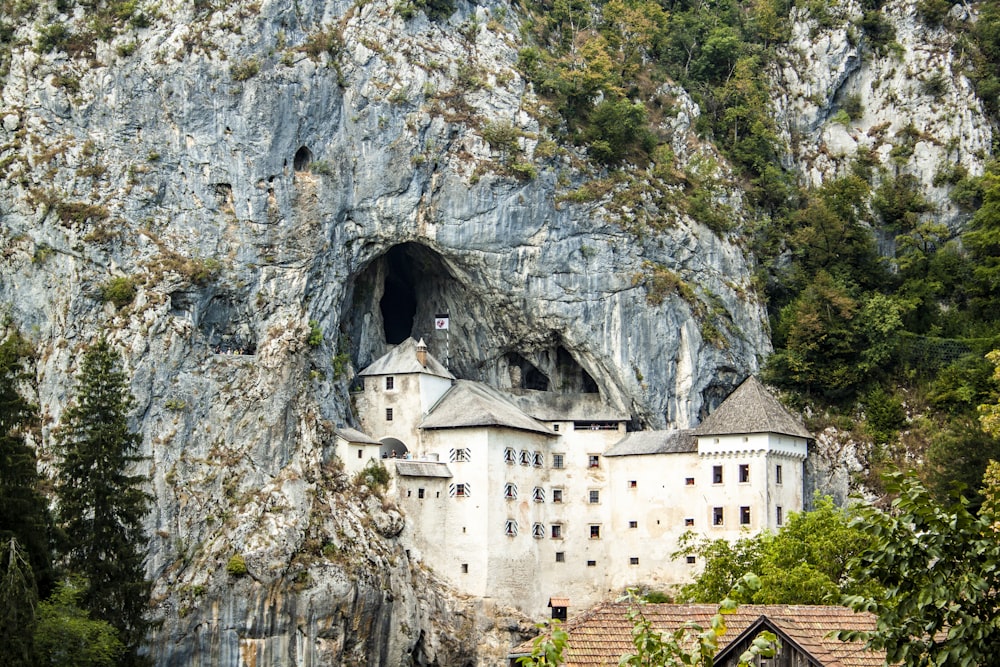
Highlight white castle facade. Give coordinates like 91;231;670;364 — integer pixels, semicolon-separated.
335;338;809;619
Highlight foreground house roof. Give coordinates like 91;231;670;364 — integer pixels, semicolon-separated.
694;376;812;439
334;426;380;445
419;380;556;436
358;337;455;380
508;603;883;667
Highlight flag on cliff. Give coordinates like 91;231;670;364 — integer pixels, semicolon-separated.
435;314;449;330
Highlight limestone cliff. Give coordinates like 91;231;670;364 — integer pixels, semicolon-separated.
0;0;994;663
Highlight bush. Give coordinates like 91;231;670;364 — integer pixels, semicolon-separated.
843;93;864;120
307;320;323;347
226;554;247;576
99;276;136;308
353;461;390;490
230;58;260;82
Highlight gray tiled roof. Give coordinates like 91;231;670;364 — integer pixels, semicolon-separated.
420;380;556;436
359;338;455;380
604;430;696;457
394;460;453;478
507;390;630;422
694;376;811;439
334;426;379;445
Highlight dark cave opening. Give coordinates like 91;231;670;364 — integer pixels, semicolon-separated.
293;146;312;171
506;352;550;391
557;345;599;393
379;245;420;344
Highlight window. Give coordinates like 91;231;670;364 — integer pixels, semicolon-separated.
504;483;518;500
589;525;601;539
532;487;545;502
553;424;560;432
629;480;637;489
629;520;638;529
555;552;565;563
532;523;545;538
551;524;563;539
450;483;470;497
629;557;639;565
385;376;394;390
504;447;516;464
552;454;564;469
520;450;531;466
713;507;724;526
712;465;723;484
461;563;468;573
739;464;749;483
386;408;393;421
418;488;425;499
776;464;783;485
685;477;695;486
740;506;751;525
533;451;543;467
587;560;596;567
684;518;694;527
450;448;470;463
357;449;363;459
504;519;517;537
776;506;783;526
552;488;563;503
588;454;600;469
686;556;696;564
589;490;600;504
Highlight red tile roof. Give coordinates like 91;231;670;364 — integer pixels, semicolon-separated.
509;603;884;667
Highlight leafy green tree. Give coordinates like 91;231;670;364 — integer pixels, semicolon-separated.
841;470;1000;667
54;338;151;663
676;497;878;604
1;537;38;667
963;162;1000;320
33;577;124;667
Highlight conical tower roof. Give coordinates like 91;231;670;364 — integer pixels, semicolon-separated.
693;376;811;439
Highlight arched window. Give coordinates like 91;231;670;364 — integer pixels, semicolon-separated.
532;523;544;538
504;447;516;464
504;483;518;500
504;519;518;537
532;487;545;502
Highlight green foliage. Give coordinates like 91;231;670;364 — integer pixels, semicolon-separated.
516;620;568;666
33;578;123;667
299;27;342;59
0;537;38;667
632;261;696;308
842;92;864;120
862;385;906;446
873;173;932;231
226;554;248;576
307;319;323;347
841;470;1000;667
54;201;110;226
353;460;390;490
676;497;877;605
962;162;1000;318
99;276;136;309
915;0;952;27
54;338;151;660
981;349;1000;437
36;23;69;53
230;58;260;81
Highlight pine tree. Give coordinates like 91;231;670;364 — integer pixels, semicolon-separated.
55;338;151;663
0;331;51;665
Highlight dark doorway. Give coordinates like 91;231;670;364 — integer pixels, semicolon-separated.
380;245;419;344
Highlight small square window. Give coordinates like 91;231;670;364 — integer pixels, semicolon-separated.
385;376;394;390
553;424;560;432
776;506;784;526
520;450;531;466
533;487;545;502
504;448;516;464
455;483;467;497
407;490;411;497
685;477;695;486
551;524;563;539
629;480;637;489
740;506;751;525
588;455;600;469
589;490;600;504
713;507;724;526
552;454;565;469
629;557;639;565
587;560;596;567
555;551;565;562
504;483;517;500
628;520;638;529
776;464;783;485
589;525;601;539
552;488;563;503
532;523;545;538
357;449;363;459
685;518;694;526
739;464;749;483
533;452;543;467
418;488;425;499
504;519;517;537
686;556;696;564
713;465;723;484
461;563;468;573
386;408;393;421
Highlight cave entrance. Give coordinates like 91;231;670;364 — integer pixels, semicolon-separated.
380;245;419;344
294;146;312;172
506;352;550;391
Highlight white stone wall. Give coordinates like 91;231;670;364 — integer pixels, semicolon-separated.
339;437;382;478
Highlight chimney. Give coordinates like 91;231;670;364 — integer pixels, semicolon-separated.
416;338;428;367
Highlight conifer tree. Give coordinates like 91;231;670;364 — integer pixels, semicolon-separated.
0;331;51;665
55;337;151;663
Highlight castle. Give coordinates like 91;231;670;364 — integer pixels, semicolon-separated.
336;338;810;619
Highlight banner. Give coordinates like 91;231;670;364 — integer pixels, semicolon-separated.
434;314;450;330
